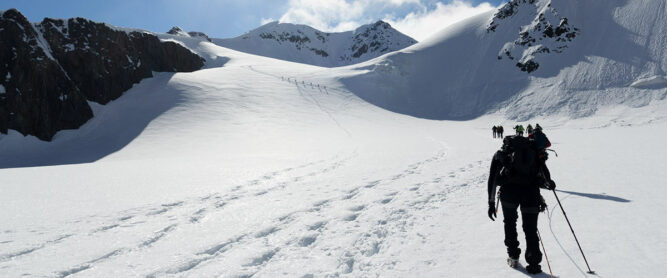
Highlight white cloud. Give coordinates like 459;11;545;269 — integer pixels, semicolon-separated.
260;17;276;25
384;1;497;41
276;0;498;41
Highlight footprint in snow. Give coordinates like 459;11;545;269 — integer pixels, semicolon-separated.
161;201;183;207
255;190;268;196
380;198;393;204
307;221;327;231
344;213;359;221
245;249;279;267
190;208;206;223
298;234;318;247
146;208;168;216
118;216;133;221
348;205;365;212
95;224;119;232
342;192;358;200
364;180;381;188
339;257;355;274
255;226;279;238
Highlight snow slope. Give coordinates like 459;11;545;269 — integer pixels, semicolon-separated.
1;33;667;277
342;0;667;121
212;21;417;67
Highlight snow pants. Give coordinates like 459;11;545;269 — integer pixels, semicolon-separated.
500;186;542;266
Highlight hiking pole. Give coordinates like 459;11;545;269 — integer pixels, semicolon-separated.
537;229;554;278
552;190;595;274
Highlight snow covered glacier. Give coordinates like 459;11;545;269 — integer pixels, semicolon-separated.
1;0;667;277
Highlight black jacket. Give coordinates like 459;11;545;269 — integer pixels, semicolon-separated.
487;151;503;203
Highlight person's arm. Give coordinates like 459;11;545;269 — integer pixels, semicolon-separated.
488;153;500;203
488;153;501;221
538;160;556;190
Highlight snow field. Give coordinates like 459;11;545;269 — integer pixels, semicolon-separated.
1;36;667;277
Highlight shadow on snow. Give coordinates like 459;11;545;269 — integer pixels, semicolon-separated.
556;190;631;203
0;73;188;169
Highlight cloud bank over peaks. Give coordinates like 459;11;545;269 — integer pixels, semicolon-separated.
277;0;498;41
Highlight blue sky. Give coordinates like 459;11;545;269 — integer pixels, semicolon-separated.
0;0;506;40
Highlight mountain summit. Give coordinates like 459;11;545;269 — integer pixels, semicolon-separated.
213;20;417;67
166;26;212;42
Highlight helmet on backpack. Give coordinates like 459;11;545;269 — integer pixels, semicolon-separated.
529;128;551;150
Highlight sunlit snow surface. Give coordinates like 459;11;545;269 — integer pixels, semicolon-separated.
1;31;667;278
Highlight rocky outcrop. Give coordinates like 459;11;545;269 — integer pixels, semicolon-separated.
167;26;189;36
0;9;92;141
488;0;578;73
349;21;398;59
0;9;205;141
187;31;211;42
166;26;212;42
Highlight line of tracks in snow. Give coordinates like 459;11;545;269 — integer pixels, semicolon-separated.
0;142;501;277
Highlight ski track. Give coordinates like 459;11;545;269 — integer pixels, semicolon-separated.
0;146;498;277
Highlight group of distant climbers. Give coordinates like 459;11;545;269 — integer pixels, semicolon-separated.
282;76;327;92
492;124;542;138
492;125;505;138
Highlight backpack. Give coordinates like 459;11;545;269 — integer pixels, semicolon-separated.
496;136;540;186
530;129;551;149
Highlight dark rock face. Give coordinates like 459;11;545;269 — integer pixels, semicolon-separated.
259;31;312;49
0;9;92;141
0;9;205;141
487;0;536;32
166;26;187;36
347;20;416;61
516;61;539;72
350;21;393;58
310;48;329;57
487;0;578;73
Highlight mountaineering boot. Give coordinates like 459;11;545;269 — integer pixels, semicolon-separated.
526;264;542;274
507;257;519;268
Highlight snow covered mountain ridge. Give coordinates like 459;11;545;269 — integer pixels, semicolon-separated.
212;20;418;67
342;0;667;121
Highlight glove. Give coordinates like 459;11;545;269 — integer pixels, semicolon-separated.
539;151;549;161
546;180;556;190
488;202;497;221
538;195;547;212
